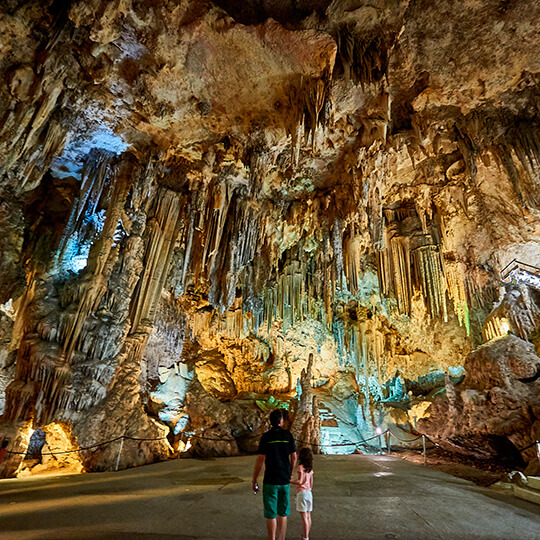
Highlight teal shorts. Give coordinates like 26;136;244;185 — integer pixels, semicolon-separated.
262;483;290;519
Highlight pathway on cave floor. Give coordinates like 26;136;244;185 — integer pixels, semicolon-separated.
0;454;539;540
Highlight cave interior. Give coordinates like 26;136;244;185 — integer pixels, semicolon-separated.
0;0;539;478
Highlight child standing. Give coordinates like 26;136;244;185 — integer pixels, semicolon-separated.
291;447;314;540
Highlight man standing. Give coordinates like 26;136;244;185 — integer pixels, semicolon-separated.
253;409;297;540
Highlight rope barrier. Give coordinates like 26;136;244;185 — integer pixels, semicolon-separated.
194;431;386;448
389;432;438;451
4;430;391;457
122;435;170;442
8;430;534;460
294;431;385;449
387;430;423;443
517;440;539;453
5;435;168;456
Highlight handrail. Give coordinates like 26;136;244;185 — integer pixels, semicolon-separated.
500;259;540;280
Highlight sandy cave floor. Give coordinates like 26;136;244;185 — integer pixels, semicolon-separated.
1;454;539;540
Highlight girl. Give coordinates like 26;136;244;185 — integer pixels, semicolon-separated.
292;447;314;540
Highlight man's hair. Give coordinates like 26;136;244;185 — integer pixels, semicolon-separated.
269;409;284;427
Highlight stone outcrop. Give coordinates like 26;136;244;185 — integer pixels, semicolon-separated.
419;334;540;472
0;0;539;475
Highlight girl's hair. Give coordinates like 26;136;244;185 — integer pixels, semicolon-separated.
298;447;313;472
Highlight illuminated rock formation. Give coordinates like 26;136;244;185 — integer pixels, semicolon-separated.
0;0;539;476
419;334;540;472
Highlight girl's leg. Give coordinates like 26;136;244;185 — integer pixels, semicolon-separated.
300;512;310;538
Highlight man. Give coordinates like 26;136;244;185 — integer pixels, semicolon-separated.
253;409;297;540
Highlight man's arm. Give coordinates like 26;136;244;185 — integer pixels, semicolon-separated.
289;451;297;480
252;454;265;492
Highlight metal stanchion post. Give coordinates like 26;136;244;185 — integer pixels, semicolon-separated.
386;431;390;455
379;433;383;455
422;434;427;466
536;441;540;469
115;436;124;472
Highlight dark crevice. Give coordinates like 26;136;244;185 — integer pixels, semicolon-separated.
517;365;540;384
210;0;331;26
390;71;430;134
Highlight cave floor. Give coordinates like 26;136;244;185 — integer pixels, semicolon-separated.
0;454;539;540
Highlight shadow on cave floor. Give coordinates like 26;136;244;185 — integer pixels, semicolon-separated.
0;455;539;540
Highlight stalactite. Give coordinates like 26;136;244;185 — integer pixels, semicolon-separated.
57;148;114;267
302;76;332;149
343;229;363;295
201;182;230;285
493;141;540;209
20;119;67;194
3;381;36;422
1;73;68;195
412;243;448;321
332;218;345;289
130;188;184;331
191;310;213;338
2;152;163;429
391;235;413;315
205;190;264;312
332;317;345;365
445;262;471;335
248;147;270;196
287;72;332;155
360;322;372;425
375;205;462;323
216;300;246;340
257;242;340;333
62;167;130;359
377;218;413;315
457;111;540;209
333;25;392;88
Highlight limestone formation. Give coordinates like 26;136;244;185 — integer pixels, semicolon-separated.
0;0;539;476
291;353;322;452
419;333;540;473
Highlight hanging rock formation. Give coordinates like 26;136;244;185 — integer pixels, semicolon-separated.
0;0;539;476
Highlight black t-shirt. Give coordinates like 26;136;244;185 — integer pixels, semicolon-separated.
258;427;296;485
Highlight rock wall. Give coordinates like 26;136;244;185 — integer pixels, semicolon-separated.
0;0;539;475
